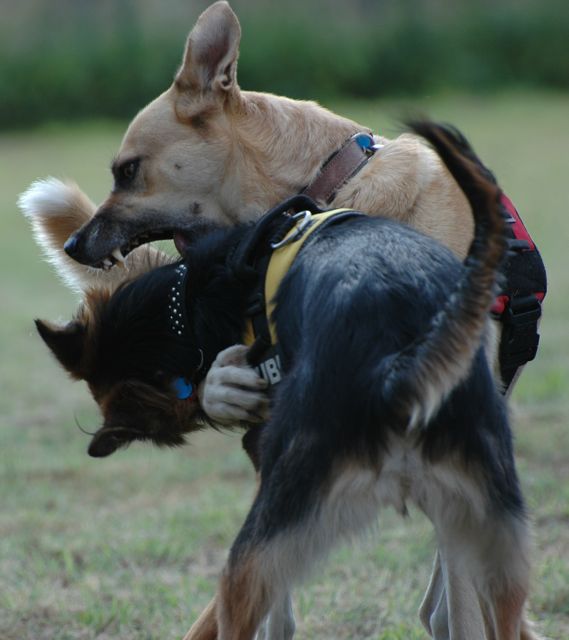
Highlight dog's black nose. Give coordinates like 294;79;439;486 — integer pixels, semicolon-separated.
64;234;80;258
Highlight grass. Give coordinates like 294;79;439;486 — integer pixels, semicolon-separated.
1;91;568;639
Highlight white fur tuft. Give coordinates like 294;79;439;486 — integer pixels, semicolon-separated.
18;177;172;295
18;177;78;219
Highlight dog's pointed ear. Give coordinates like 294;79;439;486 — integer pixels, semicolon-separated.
35;319;86;376
176;1;241;95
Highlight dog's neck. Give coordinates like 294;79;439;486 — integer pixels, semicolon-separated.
228;91;366;217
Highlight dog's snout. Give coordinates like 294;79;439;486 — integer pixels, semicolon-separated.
64;233;80;258
63;229;99;266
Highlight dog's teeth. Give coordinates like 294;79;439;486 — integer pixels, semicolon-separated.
111;248;126;266
102;258;113;270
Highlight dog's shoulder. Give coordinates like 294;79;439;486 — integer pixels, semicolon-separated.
282;215;461;306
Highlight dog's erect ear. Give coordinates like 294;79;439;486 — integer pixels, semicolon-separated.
176;1;241;95
35;319;86;376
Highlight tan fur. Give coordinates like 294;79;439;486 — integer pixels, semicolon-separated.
218;554;273;640
102;89;472;255
19;1;474;293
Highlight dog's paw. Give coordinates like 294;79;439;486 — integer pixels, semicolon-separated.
198;345;270;424
18;177;84;220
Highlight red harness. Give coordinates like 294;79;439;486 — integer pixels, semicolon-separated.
491;194;546;391
492;194;545;313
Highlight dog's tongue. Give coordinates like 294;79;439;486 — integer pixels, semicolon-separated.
174;231;191;256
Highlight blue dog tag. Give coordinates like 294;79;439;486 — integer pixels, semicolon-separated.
173;377;194;400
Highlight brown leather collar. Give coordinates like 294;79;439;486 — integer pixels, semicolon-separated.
303;132;380;205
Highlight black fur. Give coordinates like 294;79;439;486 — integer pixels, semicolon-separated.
227;218;522;540
95;265;202;385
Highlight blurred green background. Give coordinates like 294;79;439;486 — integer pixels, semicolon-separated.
1;0;569;129
1;1;568;639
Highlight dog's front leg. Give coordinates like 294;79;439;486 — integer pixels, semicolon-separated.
255;592;296;640
419;551;450;639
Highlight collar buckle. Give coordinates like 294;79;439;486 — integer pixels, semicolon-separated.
270;210;313;250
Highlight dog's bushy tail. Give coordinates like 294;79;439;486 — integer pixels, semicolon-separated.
382;121;506;428
18;178;174;295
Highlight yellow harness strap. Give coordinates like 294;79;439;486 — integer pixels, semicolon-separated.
243;209;351;346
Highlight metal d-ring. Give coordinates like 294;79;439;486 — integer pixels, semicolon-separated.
271;210;313;249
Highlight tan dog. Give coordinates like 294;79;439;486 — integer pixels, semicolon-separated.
19;3;542;639
60;1;472;275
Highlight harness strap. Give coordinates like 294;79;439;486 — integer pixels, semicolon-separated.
263;209;362;343
303;132;380;205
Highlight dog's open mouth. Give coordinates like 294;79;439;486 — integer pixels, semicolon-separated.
97;228;178;270
94;223;211;270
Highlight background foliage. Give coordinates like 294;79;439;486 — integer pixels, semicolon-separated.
1;0;569;129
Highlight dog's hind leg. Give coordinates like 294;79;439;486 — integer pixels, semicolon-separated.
181;586;295;640
420;550;490;639
419;551;451;639
217;452;381;640
420;467;532;640
443;520;531;640
217;512;303;640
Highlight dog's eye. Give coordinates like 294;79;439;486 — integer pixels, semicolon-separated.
115;159;139;187
121;161;138;181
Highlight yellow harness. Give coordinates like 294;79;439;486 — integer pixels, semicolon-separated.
243;208;357;384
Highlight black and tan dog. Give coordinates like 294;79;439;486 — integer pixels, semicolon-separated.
34;123;538;640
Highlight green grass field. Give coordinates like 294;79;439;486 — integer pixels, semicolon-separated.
1;92;568;639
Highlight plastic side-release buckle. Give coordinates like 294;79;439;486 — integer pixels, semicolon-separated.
500;294;542;372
